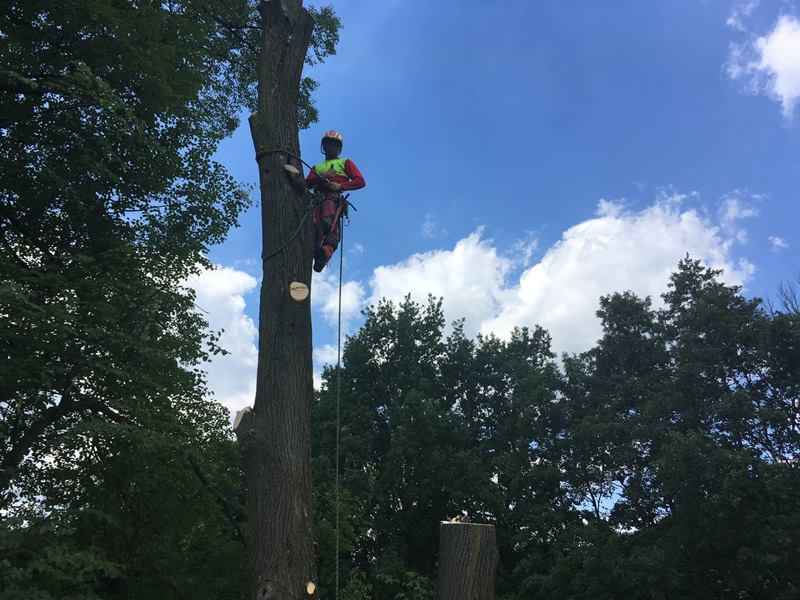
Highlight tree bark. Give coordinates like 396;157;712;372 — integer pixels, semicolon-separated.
438;522;498;600
246;1;317;599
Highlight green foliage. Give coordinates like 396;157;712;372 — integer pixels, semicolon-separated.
212;1;342;126
310;260;799;600
0;1;337;598
0;0;252;504
0;0;269;596
537;257;800;600
312;296;568;599
1;402;243;600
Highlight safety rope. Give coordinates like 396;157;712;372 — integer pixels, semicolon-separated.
255;147;315;171
260;192;319;263
258;146;346;599
334;220;344;600
257;148;356;264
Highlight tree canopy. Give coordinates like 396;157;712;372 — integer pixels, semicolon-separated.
311;259;799;600
1;2;797;599
1;1;339;597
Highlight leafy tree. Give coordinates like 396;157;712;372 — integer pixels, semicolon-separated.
311;260;799;600
0;0;255;507
311;297;569;599
0;1;335;597
542;258;800;600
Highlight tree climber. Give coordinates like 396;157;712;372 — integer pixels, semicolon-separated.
305;130;365;272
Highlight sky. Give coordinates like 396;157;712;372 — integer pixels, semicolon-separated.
188;0;800;416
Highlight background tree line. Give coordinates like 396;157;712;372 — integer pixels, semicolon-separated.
312;259;799;600
2;1;798;599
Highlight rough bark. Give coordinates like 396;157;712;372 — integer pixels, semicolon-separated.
245;1;317;599
438;522;498;600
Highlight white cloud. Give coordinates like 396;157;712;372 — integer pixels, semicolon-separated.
727;0;760;32
312;268;366;331
365;195;756;356
313;343;340;390
720;194;759;224
184;265;259;417
769;235;789;250
719;193;759;244
509;231;539;270
313;344;337;390
368;230;511;337
728;15;800;119
482;197;755;354
596;198;626;218
421;213;447;239
314;343;339;367
185;195;760;408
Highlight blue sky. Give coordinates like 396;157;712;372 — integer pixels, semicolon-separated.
193;0;799;413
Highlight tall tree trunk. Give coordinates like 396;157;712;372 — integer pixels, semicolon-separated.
246;1;317;599
438;522;498;600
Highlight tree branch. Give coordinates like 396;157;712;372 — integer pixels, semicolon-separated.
187;453;245;541
0;384;76;502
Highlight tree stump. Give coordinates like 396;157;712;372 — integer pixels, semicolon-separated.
438;522;498;600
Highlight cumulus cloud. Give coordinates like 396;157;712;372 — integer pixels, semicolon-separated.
720;194;759;224
366;195;756;356
188;194;760;405
481;196;755;354
312;268;366;331
719;193;759;244
184;265;259;417
769;235;789;251
421;213;447;239
184;264;366;403
313;343;340;390
314;343;339;367
727;0;760;32
368;230;511;336
509;231;540;271
727;15;800;119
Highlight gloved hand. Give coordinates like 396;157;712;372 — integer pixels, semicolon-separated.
316;175;341;192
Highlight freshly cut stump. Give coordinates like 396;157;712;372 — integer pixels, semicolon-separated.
438;522;498;600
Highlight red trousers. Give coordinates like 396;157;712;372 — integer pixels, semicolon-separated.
313;194;343;261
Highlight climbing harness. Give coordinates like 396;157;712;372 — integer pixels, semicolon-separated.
257;148;355;265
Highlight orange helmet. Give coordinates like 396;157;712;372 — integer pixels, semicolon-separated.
322;130;344;144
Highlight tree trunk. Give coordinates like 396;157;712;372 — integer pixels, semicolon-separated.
246;1;317;599
438;522;498;600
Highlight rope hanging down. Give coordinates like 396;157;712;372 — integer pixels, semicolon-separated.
257;148;356;264
335;221;344;600
257;145;346;598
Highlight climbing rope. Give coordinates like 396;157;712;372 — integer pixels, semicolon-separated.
260;190;321;262
255;147;315;171
257;148;356;264
335;220;344;600
256;145;348;597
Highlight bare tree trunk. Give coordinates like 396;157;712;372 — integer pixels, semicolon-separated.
245;1;317;598
438;522;498;600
